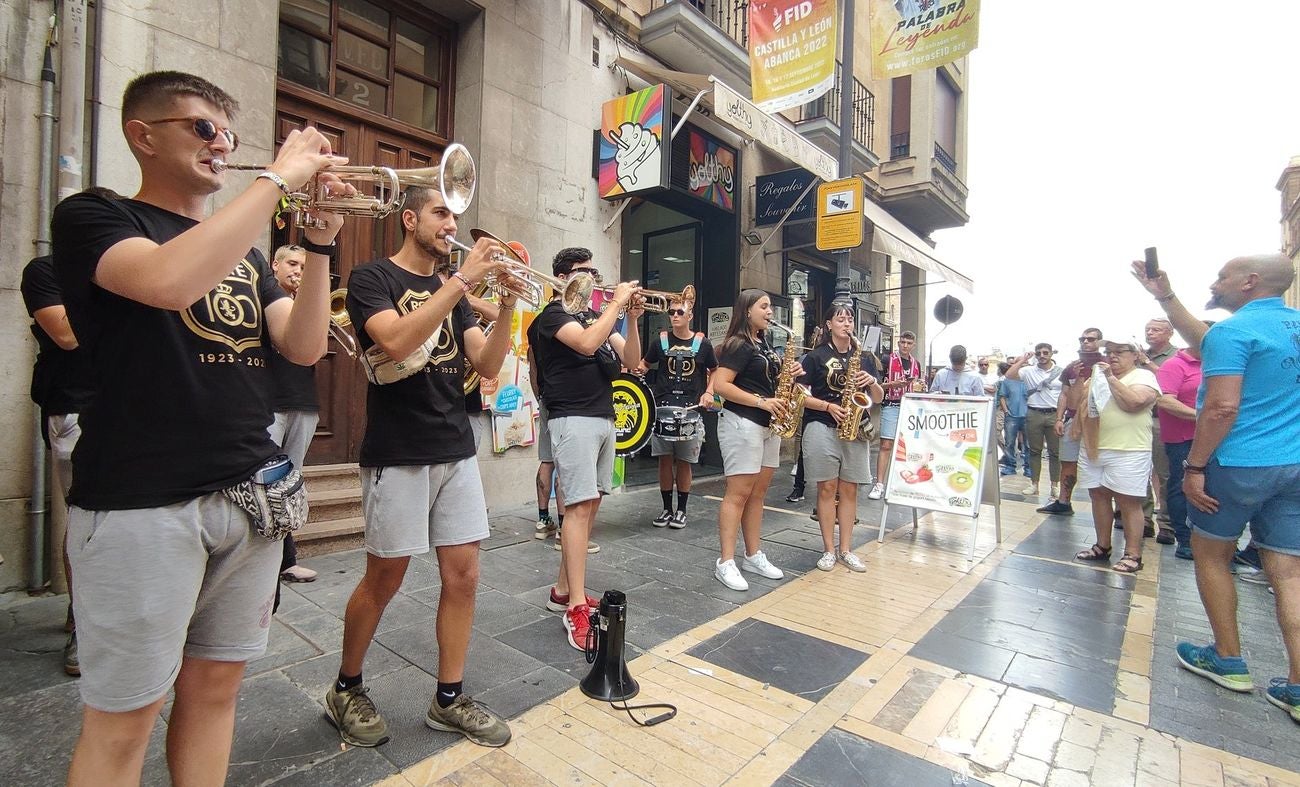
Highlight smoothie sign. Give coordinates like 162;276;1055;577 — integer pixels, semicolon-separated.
884;393;993;516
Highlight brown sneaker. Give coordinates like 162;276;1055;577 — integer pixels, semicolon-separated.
324;684;390;747
425;693;511;747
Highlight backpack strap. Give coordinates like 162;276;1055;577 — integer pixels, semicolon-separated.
690;332;703;353
659;331;669;352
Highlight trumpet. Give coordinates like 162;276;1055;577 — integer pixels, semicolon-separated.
567;276;695;316
211;143;477;228
328;288;358;358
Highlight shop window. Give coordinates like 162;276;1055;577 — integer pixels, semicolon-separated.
277;0;455;138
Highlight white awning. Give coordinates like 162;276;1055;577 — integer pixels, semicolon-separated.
614;56;973;292
865;198;973;292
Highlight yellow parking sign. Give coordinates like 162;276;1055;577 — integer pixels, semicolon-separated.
815;177;864;251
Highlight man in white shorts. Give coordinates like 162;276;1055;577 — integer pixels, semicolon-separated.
52;71;343;785
329;185;515;748
531;247;641;650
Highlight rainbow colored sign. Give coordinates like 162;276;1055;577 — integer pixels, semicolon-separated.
597;84;670;199
686;129;736;212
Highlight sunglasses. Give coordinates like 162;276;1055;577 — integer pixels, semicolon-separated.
571;267;602;283
667;308;687;317
1078;336;1100;343
1036;350;1054;356
145;116;239;151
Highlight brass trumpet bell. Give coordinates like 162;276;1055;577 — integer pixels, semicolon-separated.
328;288;358;358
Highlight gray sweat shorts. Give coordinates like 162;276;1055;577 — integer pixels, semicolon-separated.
549;415;615;505
802;421;873;484
67;494;281;712
361;458;490;558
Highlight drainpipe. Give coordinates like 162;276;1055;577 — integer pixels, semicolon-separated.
57;0;88;201
28;18;58;592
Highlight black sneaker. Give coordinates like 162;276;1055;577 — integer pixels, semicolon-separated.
1036;500;1073;515
1156;528;1176;545
651;509;673;527
669;510;687;529
785;490;805;503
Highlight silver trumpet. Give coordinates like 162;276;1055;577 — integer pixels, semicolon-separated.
211;142;477;228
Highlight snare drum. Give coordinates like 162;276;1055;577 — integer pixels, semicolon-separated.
652;406;703;442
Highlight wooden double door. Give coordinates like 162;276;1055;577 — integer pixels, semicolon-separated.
273;93;445;465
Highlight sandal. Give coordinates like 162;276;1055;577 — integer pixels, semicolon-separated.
1075;544;1112;561
1112;554;1143;574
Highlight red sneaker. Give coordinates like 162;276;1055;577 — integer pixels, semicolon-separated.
546;587;599;612
564;605;594;651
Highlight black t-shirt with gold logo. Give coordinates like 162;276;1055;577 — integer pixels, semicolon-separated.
52;194;288;509
800;342;880;429
644;331;717;408
718;335;782;427
345;258;478;467
532;302;616;419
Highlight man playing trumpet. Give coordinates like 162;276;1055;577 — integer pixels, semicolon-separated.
53;70;345;786
330;185;515;748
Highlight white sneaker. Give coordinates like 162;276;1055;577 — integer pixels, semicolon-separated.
742;550;784;579
715;559;748;591
816;551;836;571
838;551;867;573
867;483;885;500
1020;483;1038;496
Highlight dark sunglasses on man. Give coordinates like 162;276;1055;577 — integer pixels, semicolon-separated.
145;116;240;151
667;308;687;317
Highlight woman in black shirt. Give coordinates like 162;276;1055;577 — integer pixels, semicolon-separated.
709;289;796;591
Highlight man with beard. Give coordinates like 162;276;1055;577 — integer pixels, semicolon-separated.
329;185;514;748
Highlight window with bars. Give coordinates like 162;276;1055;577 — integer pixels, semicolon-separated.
278;0;455;138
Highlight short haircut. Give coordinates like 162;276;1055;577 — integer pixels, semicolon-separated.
998;361;1010;375
121;71;238;123
977;357;989;366
553;247;592;277
400;185;440;232
1035;342;1053;352
1146;318;1172;326
273;244;305;264
900;330;916;341
949;345;968;365
1083;327;1103;338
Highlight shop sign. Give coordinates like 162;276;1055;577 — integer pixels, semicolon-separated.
755;167;814;226
596;84;671;199
685;129;736;212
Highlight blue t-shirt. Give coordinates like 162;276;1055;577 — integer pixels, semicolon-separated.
997;377;1028;418
1197;297;1300;466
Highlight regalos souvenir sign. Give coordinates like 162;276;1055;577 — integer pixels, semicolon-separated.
597;84;671;199
748;0;837;113
870;0;980;79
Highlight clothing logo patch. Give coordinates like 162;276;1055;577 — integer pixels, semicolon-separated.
666;350;697;380
181;259;264;353
397;289;459;368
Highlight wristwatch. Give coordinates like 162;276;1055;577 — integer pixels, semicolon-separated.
299;238;337;259
1182;459;1207;474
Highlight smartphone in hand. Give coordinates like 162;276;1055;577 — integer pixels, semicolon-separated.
1144;247;1159;278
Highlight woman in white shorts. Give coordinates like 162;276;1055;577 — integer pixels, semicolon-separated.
1072;340;1160;574
799;303;885;572
710;290;795;591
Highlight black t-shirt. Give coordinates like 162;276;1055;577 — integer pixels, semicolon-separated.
644;331;718;408
531;301;615;419
800;342;881;429
20;255;95;416
719;335;782;426
526;314;546;404
51;194;288;509
345;258;478;466
269;338;320;412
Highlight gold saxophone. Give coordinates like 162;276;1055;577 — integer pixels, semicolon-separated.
836;336;874;442
769;322;814;439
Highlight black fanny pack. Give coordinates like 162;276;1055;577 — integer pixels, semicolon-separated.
222;455;308;541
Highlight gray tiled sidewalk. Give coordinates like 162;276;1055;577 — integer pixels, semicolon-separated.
0;477;921;785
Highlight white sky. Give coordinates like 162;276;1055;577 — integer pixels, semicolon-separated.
922;1;1300;366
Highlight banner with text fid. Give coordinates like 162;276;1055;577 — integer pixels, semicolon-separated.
749;0;837;113
870;0;980;79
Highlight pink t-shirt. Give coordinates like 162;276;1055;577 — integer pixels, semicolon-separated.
1155;349;1201;444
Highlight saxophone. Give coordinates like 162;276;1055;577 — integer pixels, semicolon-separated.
836;336;874;442
769;322;813;439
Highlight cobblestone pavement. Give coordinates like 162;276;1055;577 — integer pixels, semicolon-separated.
1;474;1297;786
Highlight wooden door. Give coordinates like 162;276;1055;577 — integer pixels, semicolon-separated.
273;95;445;465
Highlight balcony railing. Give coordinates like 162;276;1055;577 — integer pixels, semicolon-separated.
890;132;910;159
652;0;750;49
791;60;875;153
934;142;958;174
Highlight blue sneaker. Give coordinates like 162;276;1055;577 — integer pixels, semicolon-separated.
1176;643;1253;692
1266;679;1300;722
1174;545;1193;560
1233;547;1262;572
